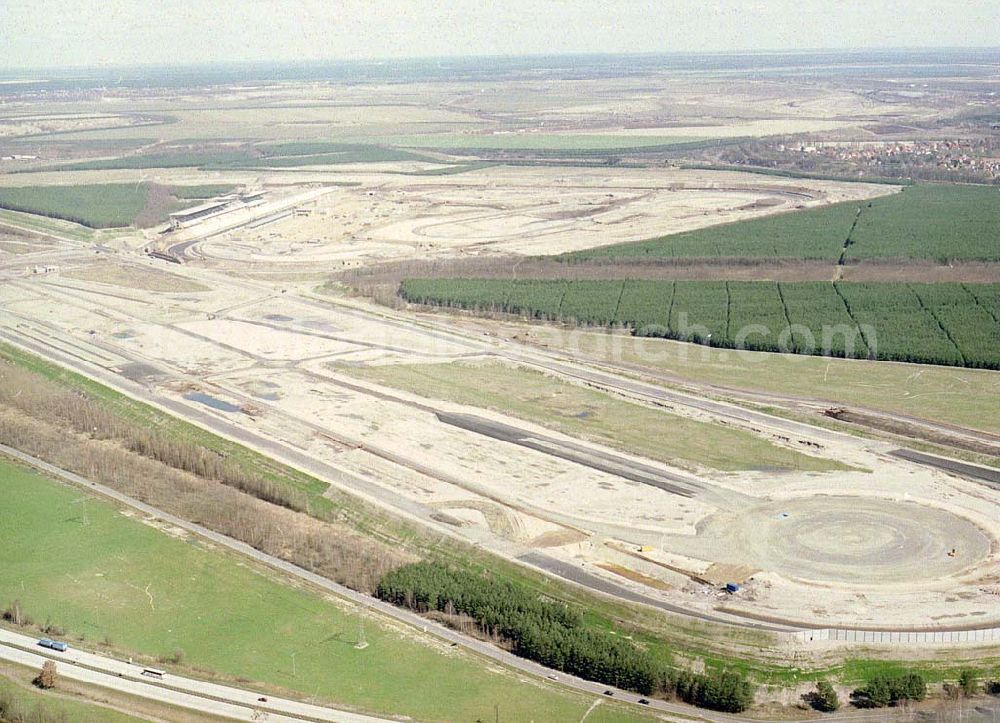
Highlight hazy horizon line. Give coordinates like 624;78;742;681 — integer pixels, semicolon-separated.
4;45;999;76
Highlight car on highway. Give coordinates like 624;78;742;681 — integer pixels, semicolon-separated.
638;698;650;705
603;690;613;697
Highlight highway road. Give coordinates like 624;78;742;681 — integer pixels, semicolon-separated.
3;443;959;723
0;629;370;722
0;442;735;722
3;219;997;721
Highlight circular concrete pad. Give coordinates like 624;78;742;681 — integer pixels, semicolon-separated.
699;497;992;586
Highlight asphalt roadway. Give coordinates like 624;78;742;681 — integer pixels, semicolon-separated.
2;443;960;723
0;628;380;722
890;448;1000;491
0;442;734;722
436;410;699;496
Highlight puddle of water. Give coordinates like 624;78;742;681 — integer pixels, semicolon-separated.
256;392;279;401
183;392;242;413
264;314;293;322
112;330;135;339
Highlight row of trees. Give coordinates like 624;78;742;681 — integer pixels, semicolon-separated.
0;362;410;595
808;668;1000;713
399;277;1000;368
0;358;309;511
377;562;755;712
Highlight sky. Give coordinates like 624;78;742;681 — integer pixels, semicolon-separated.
2;0;999;70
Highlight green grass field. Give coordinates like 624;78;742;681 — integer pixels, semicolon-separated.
46;152;255;172
566;202;862;261
0;208;95;241
255;142;436;164
560;184;999;263
0;666;144;723
44;144;437;172
338;360;849;473
371;133;705;151
0;662;158;723
400;279;1000;369
0;458;651;722
509;325;1000;434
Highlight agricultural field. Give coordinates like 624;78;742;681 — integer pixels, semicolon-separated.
44;151;255;172
560;184;1000;263
167;183;237;199
0;183;149;228
369;133;705;151
848;185;1000;262
0;183;234;228
0;458;650;723
340;360;849;472
399;279;1000;368
43;144;436;172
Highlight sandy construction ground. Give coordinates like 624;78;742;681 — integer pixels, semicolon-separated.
168;166;897;270
2;247;997;633
3;59;998;654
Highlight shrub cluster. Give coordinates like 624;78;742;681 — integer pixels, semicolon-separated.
805;679;840;712
661;669;756;713
851;672;927;708
0;689;70;723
